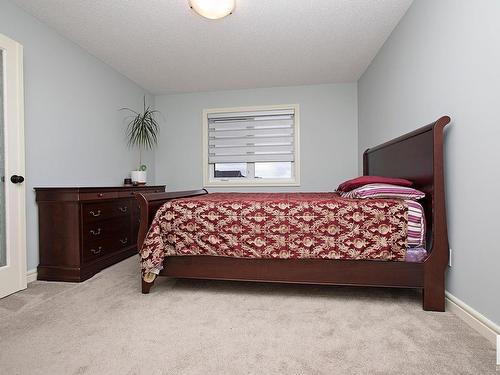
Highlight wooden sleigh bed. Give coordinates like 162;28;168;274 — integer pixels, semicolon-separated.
136;116;451;311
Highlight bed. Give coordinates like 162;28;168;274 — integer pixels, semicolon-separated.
136;116;451;311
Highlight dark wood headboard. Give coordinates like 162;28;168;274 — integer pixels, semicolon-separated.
363;116;451;254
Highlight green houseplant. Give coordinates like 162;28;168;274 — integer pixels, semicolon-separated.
121;96;160;185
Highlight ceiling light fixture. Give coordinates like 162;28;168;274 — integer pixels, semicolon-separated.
188;0;235;20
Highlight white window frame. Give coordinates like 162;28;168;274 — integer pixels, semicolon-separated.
202;104;300;187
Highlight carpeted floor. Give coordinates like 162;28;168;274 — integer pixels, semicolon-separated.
0;257;497;375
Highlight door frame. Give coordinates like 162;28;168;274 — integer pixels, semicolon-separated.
0;32;27;298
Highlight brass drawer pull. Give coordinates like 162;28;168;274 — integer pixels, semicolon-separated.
90;246;102;254
118;206;128;213
120;237;128;244
90;210;101;217
90;228;101;236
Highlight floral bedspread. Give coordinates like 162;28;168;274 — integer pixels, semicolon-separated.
140;193;409;275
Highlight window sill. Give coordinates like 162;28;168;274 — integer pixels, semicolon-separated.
204;178;300;188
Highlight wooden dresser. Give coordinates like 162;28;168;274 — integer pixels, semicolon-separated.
35;186;166;282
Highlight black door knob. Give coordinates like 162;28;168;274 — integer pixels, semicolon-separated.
10;175;25;184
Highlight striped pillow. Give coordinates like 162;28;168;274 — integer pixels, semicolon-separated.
406;200;426;247
340;183;425;200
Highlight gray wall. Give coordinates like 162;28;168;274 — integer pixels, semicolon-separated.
358;0;500;324
0;0;153;270
154;83;358;192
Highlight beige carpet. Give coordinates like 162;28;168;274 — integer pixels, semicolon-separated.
0;257;497;375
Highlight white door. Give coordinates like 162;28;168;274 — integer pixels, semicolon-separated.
0;33;26;298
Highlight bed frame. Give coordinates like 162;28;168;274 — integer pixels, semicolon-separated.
136;116;451;311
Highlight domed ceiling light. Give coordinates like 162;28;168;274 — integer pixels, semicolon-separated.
188;0;235;20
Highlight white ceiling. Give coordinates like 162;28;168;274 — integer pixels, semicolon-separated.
13;0;413;94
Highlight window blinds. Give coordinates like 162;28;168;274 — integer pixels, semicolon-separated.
208;109;295;163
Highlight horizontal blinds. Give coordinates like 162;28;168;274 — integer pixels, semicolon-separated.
208;109;295;163
207;109;294;119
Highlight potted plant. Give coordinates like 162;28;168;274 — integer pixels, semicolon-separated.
121;96;160;185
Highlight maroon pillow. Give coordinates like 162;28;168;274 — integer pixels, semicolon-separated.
337;176;413;192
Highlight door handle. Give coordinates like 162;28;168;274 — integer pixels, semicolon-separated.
10;175;25;184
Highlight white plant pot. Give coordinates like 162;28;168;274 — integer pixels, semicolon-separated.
131;170;147;185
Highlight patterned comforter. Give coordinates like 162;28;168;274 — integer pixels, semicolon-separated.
140;193;414;275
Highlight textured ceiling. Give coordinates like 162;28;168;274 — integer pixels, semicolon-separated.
13;0;413;94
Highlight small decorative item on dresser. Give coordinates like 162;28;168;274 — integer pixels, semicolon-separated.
123;177;133;186
131;164;147;185
35;185;166;282
121;96;161;186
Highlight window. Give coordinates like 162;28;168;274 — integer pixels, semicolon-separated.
203;105;300;187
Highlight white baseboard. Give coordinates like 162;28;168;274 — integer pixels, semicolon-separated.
446;291;499;346
26;269;37;284
497;335;500;366
446;292;499;365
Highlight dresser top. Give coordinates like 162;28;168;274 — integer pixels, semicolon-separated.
34;185;165;192
35;185;166;202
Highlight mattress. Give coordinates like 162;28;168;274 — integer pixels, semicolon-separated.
140;192;427;275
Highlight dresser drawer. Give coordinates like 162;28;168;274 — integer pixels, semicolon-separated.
82;201;132;222
83;217;129;242
117;188;165;198
82;234;132;262
82;239;112;262
80;191;119;201
118;191;141;199
114;233;132;249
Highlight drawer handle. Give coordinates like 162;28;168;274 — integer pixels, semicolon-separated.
91;246;102;254
120;237;128;244
90;228;101;236
90;210;101;217
118;206;128;213
98;193;104;198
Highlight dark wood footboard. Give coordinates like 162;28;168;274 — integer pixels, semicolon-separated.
135;189;208;250
135;117;451;311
